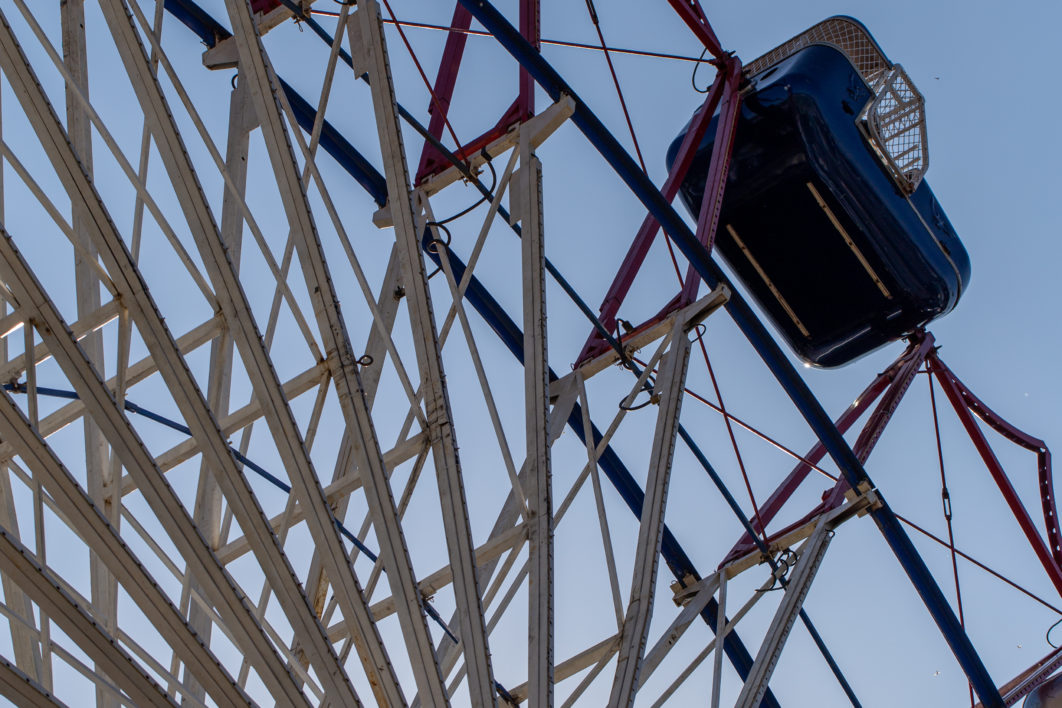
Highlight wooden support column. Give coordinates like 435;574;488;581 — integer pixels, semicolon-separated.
60;4;114;704
516;131;553;707
349;1;495;704
735;520;833;708
182;79;254;705
609;320;692;707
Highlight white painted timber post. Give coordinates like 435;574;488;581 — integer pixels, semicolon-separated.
609;320;692;707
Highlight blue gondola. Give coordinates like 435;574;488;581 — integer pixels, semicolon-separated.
667;17;970;367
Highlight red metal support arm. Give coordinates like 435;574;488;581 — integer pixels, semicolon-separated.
414;1;540;184
679;57;742;305
665;0;726;60
927;354;1062;596
574;70;728;365
720;334;933;566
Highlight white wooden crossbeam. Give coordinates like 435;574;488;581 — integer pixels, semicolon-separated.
59;8;116;705
0;388;252;706
0;526;176;707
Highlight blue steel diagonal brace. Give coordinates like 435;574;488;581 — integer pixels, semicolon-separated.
159;0;779;700
452;0;1003;705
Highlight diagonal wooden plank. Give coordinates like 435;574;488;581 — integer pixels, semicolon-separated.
735;520;833;708
0;656;64;708
0;526;176;707
222;0;450;703
350;2;496;704
0;387;253;708
305;245;403;620
99;2;402;703
609;320;692;707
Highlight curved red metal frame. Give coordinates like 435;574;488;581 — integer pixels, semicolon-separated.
718;331;1062;606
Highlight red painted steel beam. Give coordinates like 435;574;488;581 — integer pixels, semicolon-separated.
929;354;1062;570
720;335;932;566
928;354;1062;597
519;0;539;114
574;73;726;365
679;57;742;304
665;0;725;60
414;1;540;183
415;4;473;181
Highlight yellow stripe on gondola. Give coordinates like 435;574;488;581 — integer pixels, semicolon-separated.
806;181;892;299
726;224;811;338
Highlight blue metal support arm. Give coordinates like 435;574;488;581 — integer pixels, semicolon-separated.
452;0;1002;704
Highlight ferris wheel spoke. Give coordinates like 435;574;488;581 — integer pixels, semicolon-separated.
225;1;461;704
350;1;500;703
303;245;403;622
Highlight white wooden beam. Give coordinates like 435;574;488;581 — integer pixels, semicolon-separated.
0;656;63;707
60;13;116;700
305;246;404;619
639;572;721;684
608;319;692;708
182;73;253;708
0;526;176;707
735;520;833;708
223;0;447;703
0;388;252;707
349;1;496;704
517;130;553;708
